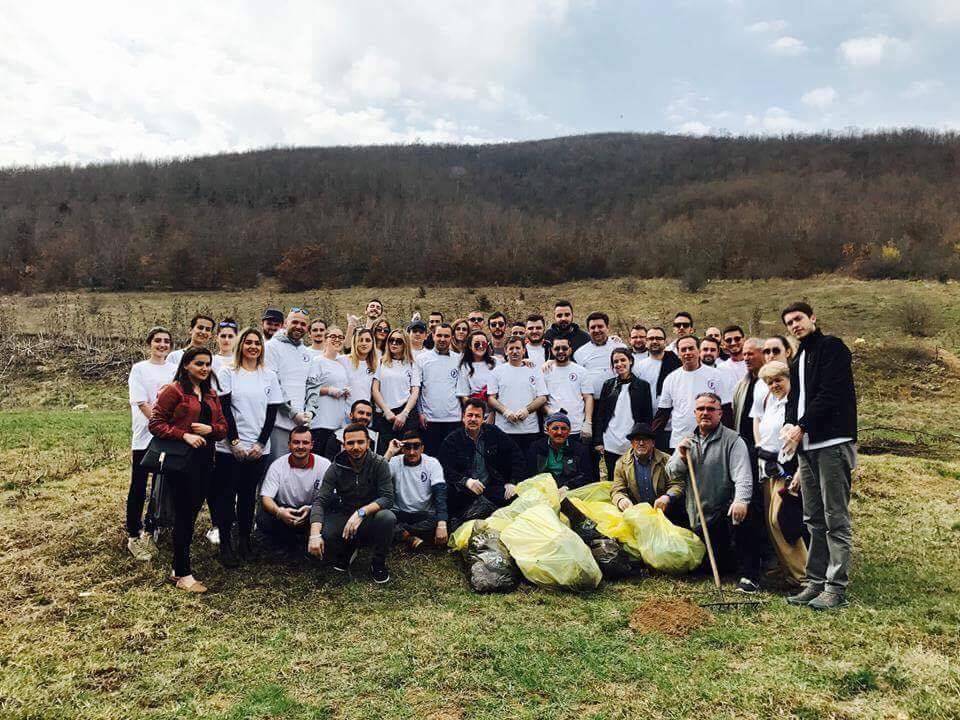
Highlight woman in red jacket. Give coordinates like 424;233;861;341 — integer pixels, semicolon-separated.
149;347;227;593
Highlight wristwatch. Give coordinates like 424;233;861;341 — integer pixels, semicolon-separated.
230;439;240;447
357;508;367;518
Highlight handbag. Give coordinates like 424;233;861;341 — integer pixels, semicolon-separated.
140;437;192;474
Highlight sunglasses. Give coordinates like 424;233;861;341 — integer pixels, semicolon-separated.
388;338;404;345
402;442;423;450
674;322;692;328
289;306;309;315
375;328;390;334
468;317;484;322
724;336;743;344
218;321;238;329
489;321;505;328
472;341;488;348
763;348;783;355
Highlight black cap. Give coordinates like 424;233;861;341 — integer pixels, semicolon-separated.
626;422;656;441
407;320;427;332
262;307;284;322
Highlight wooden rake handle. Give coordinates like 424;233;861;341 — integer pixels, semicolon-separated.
686;451;723;592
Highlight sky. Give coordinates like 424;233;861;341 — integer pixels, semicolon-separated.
2;0;959;167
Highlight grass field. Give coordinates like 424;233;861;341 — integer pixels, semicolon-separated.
1;276;959;719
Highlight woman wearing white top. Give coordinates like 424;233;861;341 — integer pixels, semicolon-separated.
451;318;470;354
214;327;283;566
594;348;653;481
338;327;378;406
751;360;807;585
304;326;351;453
456;330;499;413
372;329;421;452
212;318;238;374
126;326;174;561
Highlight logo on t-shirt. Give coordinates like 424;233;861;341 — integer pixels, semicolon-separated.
420;471;428;483
569;373;578;382
264;387;272;396
529;375;536;384
366;367;374;375
707;378;719;392
302;354;311;363
449;369;458;379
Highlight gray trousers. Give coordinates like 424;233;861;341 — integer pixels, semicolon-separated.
798;442;856;594
267;426;292;468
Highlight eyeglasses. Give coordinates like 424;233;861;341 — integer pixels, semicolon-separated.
388;338;404;345
402;442;423;450
674;322;692;329
763;348;783;355
289;307;309;315
695;406;720;413
646;336;665;341
327;334;345;341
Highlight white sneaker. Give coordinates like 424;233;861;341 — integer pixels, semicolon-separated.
127;536;152;561
205;527;220;545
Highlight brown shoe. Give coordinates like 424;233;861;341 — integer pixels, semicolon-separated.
175;575;208;593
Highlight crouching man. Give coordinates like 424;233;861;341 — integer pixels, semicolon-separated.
383;429;448;549
611;422;687;528
308;423;396;583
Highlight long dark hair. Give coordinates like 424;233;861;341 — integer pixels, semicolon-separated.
459;330;496;377
175;346;219;394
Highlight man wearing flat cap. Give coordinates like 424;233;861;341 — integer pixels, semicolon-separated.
525;412;593;492
612;422;687;526
261;307;285;340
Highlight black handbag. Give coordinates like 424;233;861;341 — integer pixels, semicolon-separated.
140;437;192;474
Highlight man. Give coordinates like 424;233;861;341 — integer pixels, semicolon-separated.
438;399;525;528
667;311;695;352
261;308;285;341
653;335;732;450
542;337;594;442
257;426;331;552
525;413;593;492
487;337;548;455
573;312;625;401
629;324;648;364
407;319;429;358
732;338;766;455
346;298;384;340
704;326;729;361
699;337;736;400
323;399;379;460
166;313;214;367
611;422;686;527
264;308;315;466
523;314;551;365
487;311;508;358
467;311;485;333
307;319;327;354
719;325;748;384
416;323;463;455
383;429;448;548
544;299;590;352
782;301;857;611
308;423;396;583
666;393;761;593
633;326;681;452
423;311;444;351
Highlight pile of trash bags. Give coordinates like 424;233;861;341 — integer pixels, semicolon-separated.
449;474;707;593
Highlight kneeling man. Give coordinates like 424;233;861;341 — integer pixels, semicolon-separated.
384;429;448;548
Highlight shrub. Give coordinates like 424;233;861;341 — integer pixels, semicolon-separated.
895;296;941;337
680;265;708;293
475;293;493;312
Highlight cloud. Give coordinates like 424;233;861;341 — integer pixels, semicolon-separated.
678;120;711;135
769;36;808;56
745;19;788;33
801;86;838;109
902;79;944;98
838;34;909;66
745;107;809;133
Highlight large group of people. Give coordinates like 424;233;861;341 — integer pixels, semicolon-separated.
126;298;857;610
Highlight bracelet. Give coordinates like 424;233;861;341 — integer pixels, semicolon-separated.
309;534;322;540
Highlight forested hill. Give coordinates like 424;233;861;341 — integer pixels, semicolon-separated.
2;131;959;292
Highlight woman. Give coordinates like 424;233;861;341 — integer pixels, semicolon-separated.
126;326;174;561
594;348;653;481
304;326;351;452
212;319;238;374
456;330;498;408
451;318;471;354
213;328;283;566
751;360;808;586
339;327;378;405
308;319;327;356
762;335;794;365
148;347;227;593
372;319;391;355
371;329;421;453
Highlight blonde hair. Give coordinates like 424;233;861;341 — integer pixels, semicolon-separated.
758;360;790;383
348;327;379;373
231;327;266;369
381;329;413;366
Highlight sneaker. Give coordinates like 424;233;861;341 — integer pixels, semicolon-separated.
371;561;390;584
127;536;152;561
786;585;824;606
141;533;158;556
205;527;220;546
331;549;358;573
736;577;761;594
808;591;848;611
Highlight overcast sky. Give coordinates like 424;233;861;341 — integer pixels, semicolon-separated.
3;0;958;167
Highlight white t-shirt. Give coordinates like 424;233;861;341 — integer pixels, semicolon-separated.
261;453;330;508
633;355;663;409
751;391;786;453
543;361;589;433
525;344;547;366
389;454;445;515
659;364;731;448
456;361;499;398
492;363;548;435
128;360;174;450
306;356;350;430
216;365;284;454
632;350;649;367
264;337;314;431
416;350;462;422
573;339;624;397
375;360;420;410
338;355;376;405
212;354;232;375
749;381;771;424
602;383;634;455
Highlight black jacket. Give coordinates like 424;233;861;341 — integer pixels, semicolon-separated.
786;329;857;444
594;375;653;438
544;322;591;352
438;424;525;519
525;437;592;489
655;351;681;396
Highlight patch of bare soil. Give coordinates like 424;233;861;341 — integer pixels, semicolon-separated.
629;598;714;638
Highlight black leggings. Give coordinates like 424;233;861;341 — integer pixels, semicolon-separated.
212;453;267;540
168;466;210;577
126;450;150;537
374;406;420;454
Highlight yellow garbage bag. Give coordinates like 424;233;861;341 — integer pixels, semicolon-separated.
622;503;706;573
515;473;561;510
566;481;613;504
448;520;477;551
500;504;602;590
490;486;554;524
566;497;636;547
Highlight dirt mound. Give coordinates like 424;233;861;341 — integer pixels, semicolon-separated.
629;598;714;638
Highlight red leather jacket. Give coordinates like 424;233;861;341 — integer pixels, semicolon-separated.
149;382;228;442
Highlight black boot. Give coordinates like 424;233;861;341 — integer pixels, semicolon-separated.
218;533;240;568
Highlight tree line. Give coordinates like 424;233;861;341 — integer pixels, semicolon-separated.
1;130;959;293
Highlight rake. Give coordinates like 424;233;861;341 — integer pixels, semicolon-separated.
686;453;764;610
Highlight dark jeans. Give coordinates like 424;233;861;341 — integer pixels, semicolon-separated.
255;504;308;550
507;432;540;458
168;466;210;577
695;506;762;583
655;430;672;454
394;510;438;541
213;453;267;540
374;407;420;454
126;450;151;537
311;428;335;457
322;509;397;566
603;451;623;483
422;421;460;457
